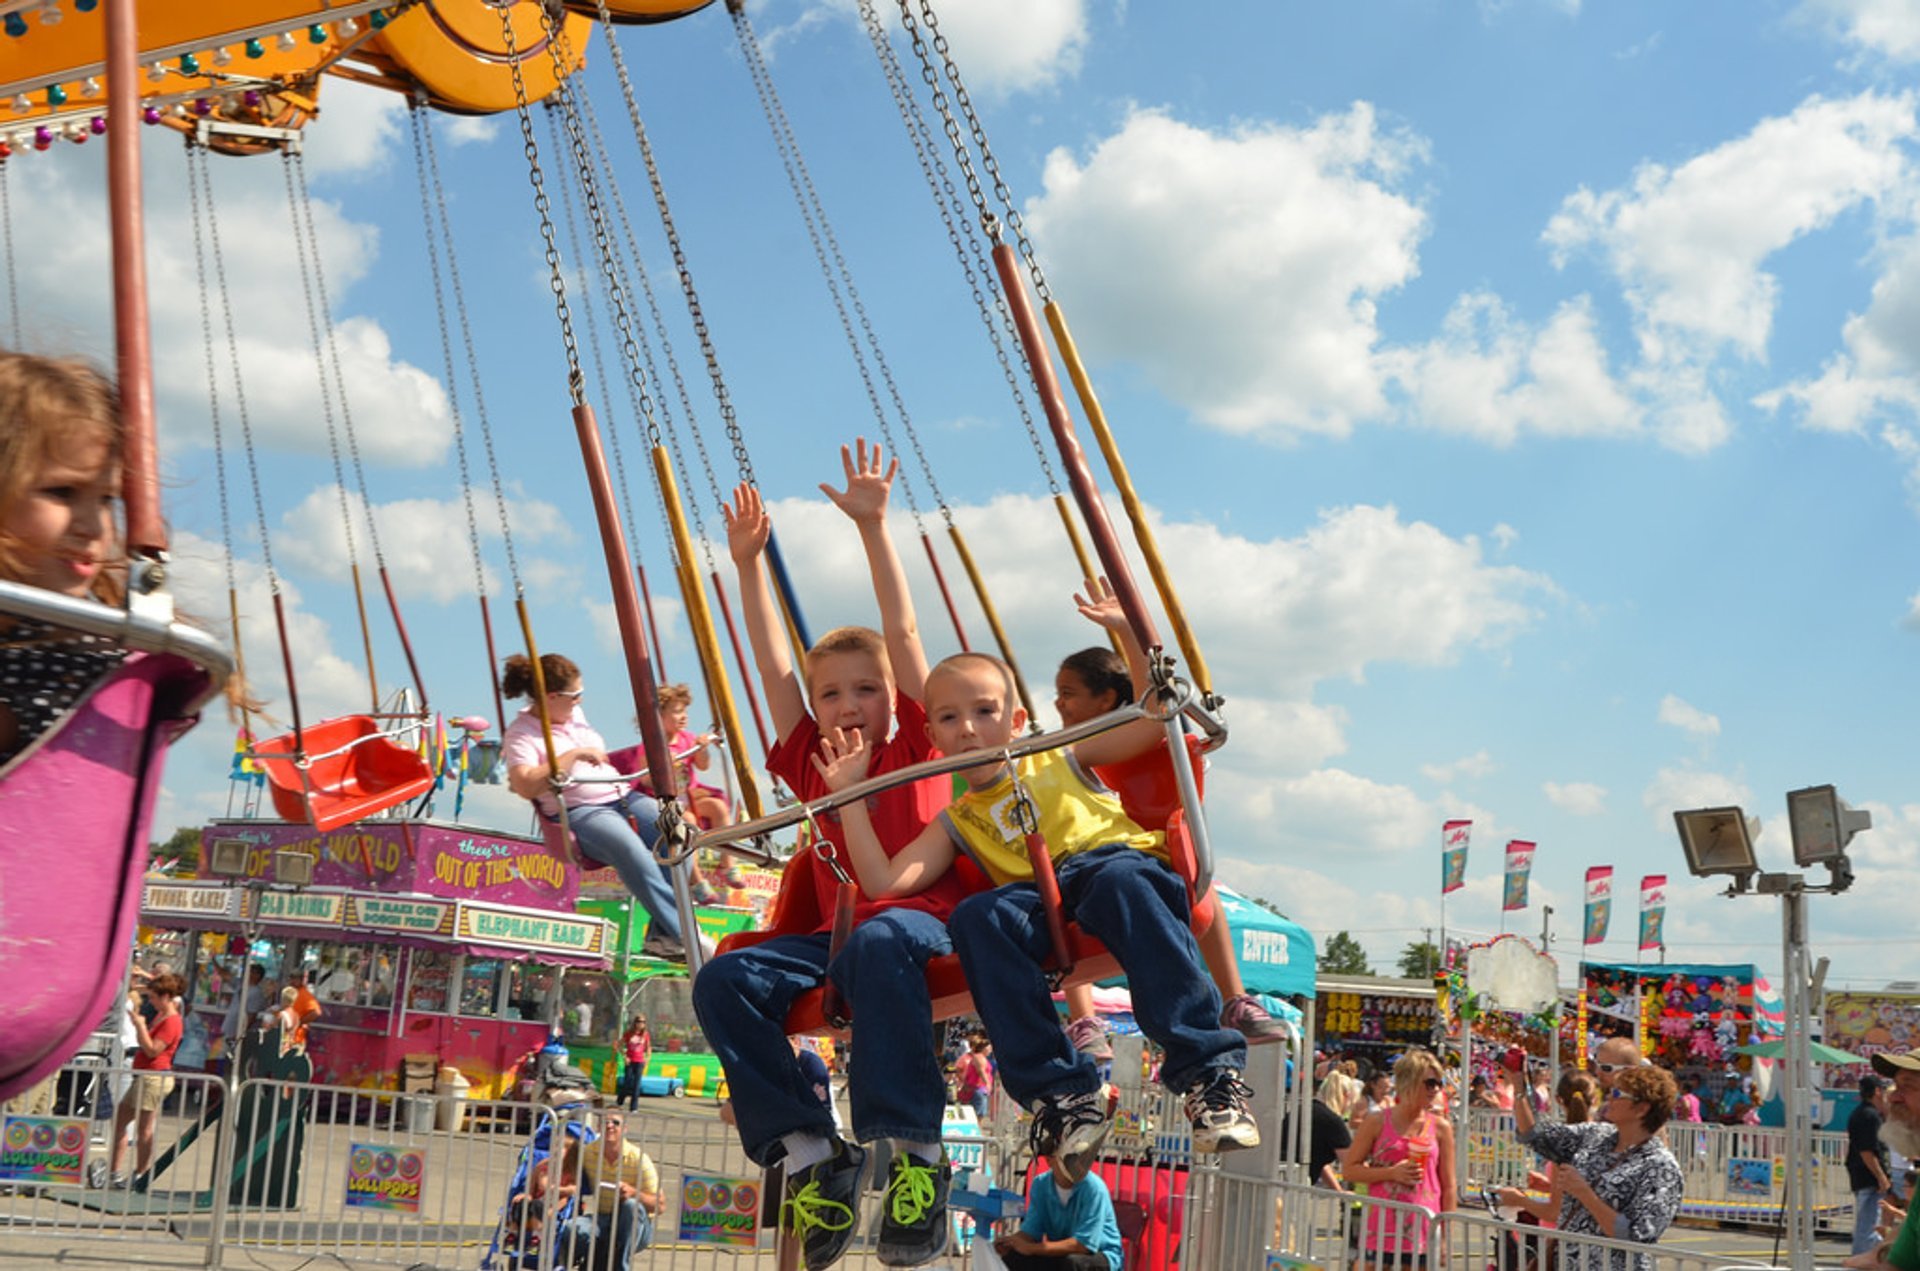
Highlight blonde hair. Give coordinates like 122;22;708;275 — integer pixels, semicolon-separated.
925;651;1017;706
1318;1069;1362;1120
1392;1048;1444;1103
656;682;693;710
0;350;125;604
803;626;889;689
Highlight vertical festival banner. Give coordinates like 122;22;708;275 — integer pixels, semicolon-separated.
1638;874;1667;953
1583;866;1613;945
1441;820;1471;895
1501;840;1536;912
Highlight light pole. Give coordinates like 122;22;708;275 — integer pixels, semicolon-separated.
1673;785;1870;1271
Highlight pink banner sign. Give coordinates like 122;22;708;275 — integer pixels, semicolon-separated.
199;821;578;909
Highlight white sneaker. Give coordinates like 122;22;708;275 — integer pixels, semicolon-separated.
1184;1068;1260;1153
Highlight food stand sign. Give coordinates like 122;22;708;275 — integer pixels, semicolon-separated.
248;890;347;927
456;903;607;957
201;820;579;908
348;896;455;937
679;1174;760;1247
142;882;242;920
345;1142;425;1213
0;1117;88;1185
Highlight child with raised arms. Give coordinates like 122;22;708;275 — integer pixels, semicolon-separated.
813;588;1259;1182
692;440;974;1271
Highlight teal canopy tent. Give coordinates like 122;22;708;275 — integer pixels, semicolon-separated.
1214;885;1317;1000
1735;1039;1867;1066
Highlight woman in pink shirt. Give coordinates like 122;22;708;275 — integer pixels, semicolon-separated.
501;654;686;960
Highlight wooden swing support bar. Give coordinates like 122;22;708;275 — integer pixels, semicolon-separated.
651;444;763;820
106;0;162;562
1047;302;1214;701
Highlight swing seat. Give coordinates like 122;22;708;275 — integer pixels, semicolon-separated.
0;651;216;1102
254;715;436;833
717;735;1215;1036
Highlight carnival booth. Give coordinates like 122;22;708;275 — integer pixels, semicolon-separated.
140;819;615;1098
1579;960;1783;1118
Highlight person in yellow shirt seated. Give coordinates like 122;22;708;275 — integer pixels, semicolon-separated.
562;1110;663;1270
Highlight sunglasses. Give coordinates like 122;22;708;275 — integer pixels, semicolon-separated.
1422;1078;1444;1090
551;688;585;700
1594;1062;1639;1074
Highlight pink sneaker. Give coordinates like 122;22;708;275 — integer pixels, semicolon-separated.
1220;994;1290;1044
1063;1015;1115;1061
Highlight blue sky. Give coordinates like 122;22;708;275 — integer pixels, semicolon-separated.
5;0;1919;990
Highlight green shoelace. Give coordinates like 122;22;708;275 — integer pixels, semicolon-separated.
886;1155;939;1226
782;1176;855;1237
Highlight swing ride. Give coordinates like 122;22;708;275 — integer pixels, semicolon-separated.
0;0;1259;1144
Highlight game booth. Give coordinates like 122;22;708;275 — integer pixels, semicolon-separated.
139;819;618;1098
1578;959;1783;1119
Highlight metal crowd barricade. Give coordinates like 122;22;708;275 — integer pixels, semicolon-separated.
1467;1109;1853;1233
0;1062;228;1241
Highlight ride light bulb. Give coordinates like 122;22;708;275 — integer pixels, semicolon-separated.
141;106;161;125
8;95;28;115
276;31;296;52
89;115;105;134
213;46;233;67
145;61;164;82
39;2;61;26
245;38;264;59
45;83;66;107
81;77;99;98
338;17;358;36
33;125;52;151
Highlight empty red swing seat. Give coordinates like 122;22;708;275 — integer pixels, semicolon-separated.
254;715;437;833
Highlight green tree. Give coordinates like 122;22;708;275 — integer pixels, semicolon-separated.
151;826;201;870
1321;930;1372;975
1398;940;1443;980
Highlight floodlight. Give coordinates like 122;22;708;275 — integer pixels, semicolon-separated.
1674;806;1760;889
1787;784;1872;868
274;848;315;888
207;837;249;878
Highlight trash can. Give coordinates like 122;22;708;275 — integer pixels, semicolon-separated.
435;1066;470;1133
405;1095;437;1135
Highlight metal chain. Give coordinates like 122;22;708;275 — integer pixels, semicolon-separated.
535;10;662;449
280;149;361;571
544;98;663;577
858;0;1061;501
184;142;241;599
593;1;759;492
895;0;996;242
407;102;492;603
729;2;931;529
914;0;1052;304
290;148;392;569
0;162;18;346
500;2;585;412
203;148;279;590
415;92;523;588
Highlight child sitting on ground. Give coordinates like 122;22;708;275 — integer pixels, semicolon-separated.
815;585;1259;1183
692;441;976;1271
993;1162;1125;1271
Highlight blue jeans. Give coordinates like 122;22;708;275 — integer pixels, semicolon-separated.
563;1197;653;1270
949;845;1243;1104
568;792;679;942
1855;1186;1885;1254
692;907;950;1164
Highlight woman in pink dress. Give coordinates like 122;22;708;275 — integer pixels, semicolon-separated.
1345;1048;1457;1266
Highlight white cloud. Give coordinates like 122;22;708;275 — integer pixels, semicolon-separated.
1757;234;1920;435
442;116;501;147
1641;766;1752;830
1385;292;1643;445
764;0;1089;96
1657;693;1721;737
1800;0;1920;61
1543;780;1608;817
1422;750;1497;784
1545;91;1917;375
1906;591;1920;628
1024;104;1428;439
276;485;573;604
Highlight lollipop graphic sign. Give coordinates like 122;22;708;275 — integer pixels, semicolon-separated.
678;1173;760;1246
0;1116;89;1186
344;1142;426;1213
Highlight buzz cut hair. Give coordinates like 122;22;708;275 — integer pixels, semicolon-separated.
926;651;1017;706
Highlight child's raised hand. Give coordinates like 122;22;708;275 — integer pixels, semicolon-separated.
1074;575;1130;634
818;438;899;525
723;482;771;564
809;725;873;792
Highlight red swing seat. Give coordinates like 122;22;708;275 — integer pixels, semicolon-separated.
716;734;1214;1035
253;715;436;833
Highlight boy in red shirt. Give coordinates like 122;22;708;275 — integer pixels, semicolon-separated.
693;442;971;1270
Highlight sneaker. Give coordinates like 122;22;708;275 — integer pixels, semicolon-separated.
1184;1067;1260;1153
1064;1014;1115;1061
1028;1088;1112;1185
875;1150;950;1266
781;1139;868;1271
1220;994;1291;1045
640;931;685;961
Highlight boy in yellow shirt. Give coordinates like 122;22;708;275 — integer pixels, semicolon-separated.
814;594;1257;1179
